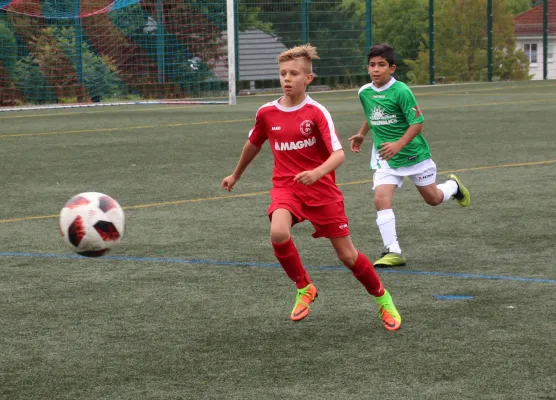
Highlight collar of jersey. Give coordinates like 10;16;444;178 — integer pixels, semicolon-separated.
371;77;396;92
273;95;311;112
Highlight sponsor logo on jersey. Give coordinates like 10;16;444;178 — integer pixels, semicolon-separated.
372;95;385;99
274;136;316;151
271;126;282;131
369;106;398;126
300;120;315;136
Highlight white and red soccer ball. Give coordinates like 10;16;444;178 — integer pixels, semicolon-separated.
59;192;125;257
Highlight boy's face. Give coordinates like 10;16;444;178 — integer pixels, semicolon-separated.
279;59;314;97
368;56;396;88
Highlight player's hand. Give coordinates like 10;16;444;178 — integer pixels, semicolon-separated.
348;133;365;152
378;141;402;161
222;175;238;192
294;170;321;185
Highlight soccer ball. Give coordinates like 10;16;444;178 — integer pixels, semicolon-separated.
59;192;125;257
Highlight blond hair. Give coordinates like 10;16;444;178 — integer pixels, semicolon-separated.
277;44;319;72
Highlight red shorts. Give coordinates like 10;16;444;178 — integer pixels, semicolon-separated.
267;188;350;239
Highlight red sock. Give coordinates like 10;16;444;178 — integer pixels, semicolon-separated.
272;237;311;289
349;252;384;297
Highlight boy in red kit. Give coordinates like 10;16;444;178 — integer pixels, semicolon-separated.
222;44;401;331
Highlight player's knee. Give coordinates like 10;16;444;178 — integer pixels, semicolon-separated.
270;228;290;244
374;194;391;210
423;193;442;206
337;248;358;267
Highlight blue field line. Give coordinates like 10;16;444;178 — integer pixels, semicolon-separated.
1;251;556;284
434;295;474;300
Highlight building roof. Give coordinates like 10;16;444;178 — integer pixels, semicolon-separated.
514;0;556;36
214;30;288;82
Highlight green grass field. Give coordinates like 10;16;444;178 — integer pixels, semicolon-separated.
1;80;556;399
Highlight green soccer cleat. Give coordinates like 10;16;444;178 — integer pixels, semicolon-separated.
447;174;471;207
374;289;401;331
374;252;407;268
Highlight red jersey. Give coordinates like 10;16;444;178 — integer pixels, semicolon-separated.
248;95;344;206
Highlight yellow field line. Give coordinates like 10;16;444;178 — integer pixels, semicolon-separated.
124;190;271;210
2;82;555;121
2;98;556;139
0;118;253;138
0;104;222;120
1;159;555;224
338;159;556;186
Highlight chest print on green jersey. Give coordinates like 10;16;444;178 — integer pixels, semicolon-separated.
369;106;398;126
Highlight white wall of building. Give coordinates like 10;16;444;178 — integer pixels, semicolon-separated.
516;36;556;79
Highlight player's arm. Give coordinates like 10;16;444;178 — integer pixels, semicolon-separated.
379;89;425;161
357;120;370;136
295;106;344;186
349;119;371;153
230;140;262;179
294;149;345;185
379;123;422;161
222;141;261;191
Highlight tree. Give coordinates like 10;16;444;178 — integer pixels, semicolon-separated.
0;19;17;71
406;0;530;84
505;0;533;14
338;0;428;82
370;0;428;81
0;18;23;105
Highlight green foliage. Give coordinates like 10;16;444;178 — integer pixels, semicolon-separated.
12;26;125;103
337;0;428;82
237;2;273;32
504;0;533;14
53;27;126;99
407;0;531;84
0;19;17;70
370;0;429;81
12;56;57;104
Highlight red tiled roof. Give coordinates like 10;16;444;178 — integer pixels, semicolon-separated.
514;0;556;36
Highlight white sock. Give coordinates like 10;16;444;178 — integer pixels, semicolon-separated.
437;180;458;203
376;209;402;254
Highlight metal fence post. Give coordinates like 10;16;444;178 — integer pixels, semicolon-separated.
233;0;239;87
429;0;435;84
487;0;493;82
74;0;83;88
156;0;165;92
365;0;372;50
543;0;548;80
302;0;310;44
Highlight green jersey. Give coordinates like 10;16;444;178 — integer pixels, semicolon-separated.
358;78;430;169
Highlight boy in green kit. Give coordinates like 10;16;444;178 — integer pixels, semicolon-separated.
349;44;471;267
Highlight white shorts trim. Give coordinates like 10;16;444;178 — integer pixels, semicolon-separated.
372;159;437;190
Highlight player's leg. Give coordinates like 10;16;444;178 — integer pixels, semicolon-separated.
329;235;401;331
269;203;316;321
373;177;406;267
411;160;470;206
308;201;401;330
446;174;471;206
270;208;311;290
415;183;446;206
329;235;383;297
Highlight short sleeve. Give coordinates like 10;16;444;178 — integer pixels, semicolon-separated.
313;104;342;153
248;110;268;147
399;87;425;125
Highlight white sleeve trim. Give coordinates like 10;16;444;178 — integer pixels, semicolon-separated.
310;100;342;151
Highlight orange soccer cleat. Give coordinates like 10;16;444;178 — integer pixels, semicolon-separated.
291;284;318;321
